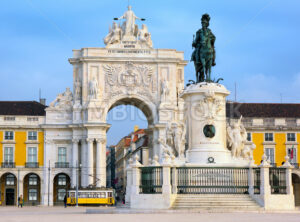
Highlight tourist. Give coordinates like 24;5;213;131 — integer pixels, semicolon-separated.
18;195;23;208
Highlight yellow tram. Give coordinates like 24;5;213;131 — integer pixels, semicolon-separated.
67;189;115;206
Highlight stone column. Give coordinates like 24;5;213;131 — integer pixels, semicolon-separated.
71;139;79;188
86;138;94;186
80;139;87;187
282;156;294;195
259;154;271;196
248;158;257;195
125;158;133;203
131;155;142;196
172;166;177;194
95;138;106;187
162;154;172;195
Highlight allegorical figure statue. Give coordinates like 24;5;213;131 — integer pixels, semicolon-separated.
89;77;99;100
103;22;122;45
115;5;144;37
227;117;248;158
191;14;216;82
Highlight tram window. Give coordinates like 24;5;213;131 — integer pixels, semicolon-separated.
6;174;15;186
70;192;75;198
58;189;66;201
58;175;67;186
29;175;38;186
100;192;106;198
29;189;37;201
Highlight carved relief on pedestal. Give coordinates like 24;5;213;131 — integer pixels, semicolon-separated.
103;62;155;101
195;91;223;121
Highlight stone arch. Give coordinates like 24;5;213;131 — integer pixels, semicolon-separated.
292;173;300;206
23;173;41;206
53;173;70;205
0;172;17;206
104;94;157;125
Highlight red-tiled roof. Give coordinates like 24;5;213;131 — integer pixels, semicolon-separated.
0;101;46;116
226;102;300;118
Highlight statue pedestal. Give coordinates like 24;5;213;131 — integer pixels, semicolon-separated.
181;82;248;166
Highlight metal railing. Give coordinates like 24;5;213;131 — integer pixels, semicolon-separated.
176;167;249;194
269;168;287;194
1;162;15;168
139;167;163;194
25;162;39;168
253;168;261;194
55;162;69;168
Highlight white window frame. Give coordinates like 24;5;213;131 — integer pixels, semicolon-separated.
27;131;38;141
3;146;14;163
28;188;38;201
27;146;38;163
57;147;67;163
4;131;14;141
287;132;296;142
28;174;38;186
287;146;297;164
264;132;274;142
265;147;275;165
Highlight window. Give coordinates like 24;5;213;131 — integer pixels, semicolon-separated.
57;189;66;201
288;147;297;163
29;189;37;201
4;116;15;121
29;175;38;186
6;174;15;186
58;147;67;163
27;117;38;122
287;133;296;142
247;133;252;141
4;147;13;163
4;131;14;140
28;147;37;163
58;175;67;186
265;133;273;142
28;131;37;140
265;148;275;165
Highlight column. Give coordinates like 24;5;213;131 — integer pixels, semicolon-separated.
71;139;79;188
81;139;87;187
248;167;255;195
260;156;271;196
86;138;94;186
42;140;52;206
162;155;172;195
95;138;106;187
131;155;142;196
125;159;133;203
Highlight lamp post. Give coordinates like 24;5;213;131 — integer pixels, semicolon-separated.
76;162;80;207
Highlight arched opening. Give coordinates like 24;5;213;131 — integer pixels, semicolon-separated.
23;173;41;206
106;97;153;201
292;173;300;206
0;173;17;206
53;173;70;205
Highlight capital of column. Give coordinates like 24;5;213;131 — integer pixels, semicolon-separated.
45;139;53;144
72;139;80;144
96;138;106;144
86;138;94;144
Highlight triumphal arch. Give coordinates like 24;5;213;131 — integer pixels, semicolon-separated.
42;6;187;204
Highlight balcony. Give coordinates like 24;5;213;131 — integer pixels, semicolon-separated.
1;162;15;168
55;162;69;168
25;162;39;168
270;163;277;167
291;163;299;168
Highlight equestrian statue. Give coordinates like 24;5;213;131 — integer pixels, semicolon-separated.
190;14;222;84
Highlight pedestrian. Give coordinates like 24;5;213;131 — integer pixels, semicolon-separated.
18;195;23;208
63;194;67;208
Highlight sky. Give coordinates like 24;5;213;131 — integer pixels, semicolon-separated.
1;0;300;145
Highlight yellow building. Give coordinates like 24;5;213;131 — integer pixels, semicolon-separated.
227;102;300;205
0;101;46;206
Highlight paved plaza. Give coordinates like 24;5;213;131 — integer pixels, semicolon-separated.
0;207;300;222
